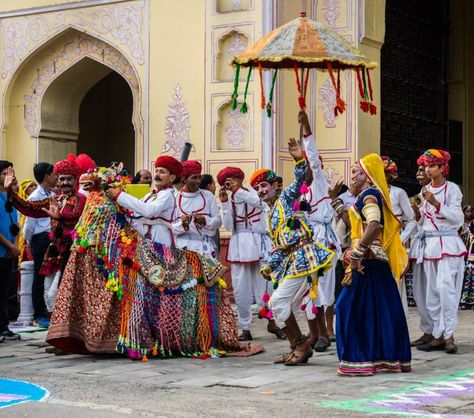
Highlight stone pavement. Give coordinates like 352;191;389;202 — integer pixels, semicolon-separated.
0;308;473;417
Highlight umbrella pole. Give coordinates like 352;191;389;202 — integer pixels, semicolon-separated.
299;67;304;142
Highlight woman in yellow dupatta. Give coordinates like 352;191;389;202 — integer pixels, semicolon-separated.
335;153;411;377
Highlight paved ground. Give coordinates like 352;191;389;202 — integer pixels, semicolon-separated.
0;308;473;417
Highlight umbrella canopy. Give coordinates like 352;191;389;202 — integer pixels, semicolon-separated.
232;13;376;70
230;12;378;117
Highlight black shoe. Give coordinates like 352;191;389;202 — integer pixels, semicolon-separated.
238;330;253;341
1;330;21;341
0;336;4;343
417;341;446;352
314;337;331;352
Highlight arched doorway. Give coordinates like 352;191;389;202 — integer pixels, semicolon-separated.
37;56;135;171
78;71;134;171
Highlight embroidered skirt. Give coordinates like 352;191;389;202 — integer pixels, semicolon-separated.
336;259;412;376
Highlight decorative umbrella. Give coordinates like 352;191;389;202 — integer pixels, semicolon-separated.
231;12;377;117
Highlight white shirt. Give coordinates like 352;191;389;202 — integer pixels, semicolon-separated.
172;189;222;255
24;184;54;243
117;188;176;247
220;187;272;263
389;185;417;244
418;181;466;260
303;133;340;254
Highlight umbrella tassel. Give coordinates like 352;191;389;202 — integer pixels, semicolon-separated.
240;67;253;114
366;68;377;115
355;67;365;98
327;62;345;116
258;63;265;110
266;69;278;117
335;68;346;116
360;66;370;113
293;63;306;109
231;64;240;110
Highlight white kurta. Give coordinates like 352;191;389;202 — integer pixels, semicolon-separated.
220;187;273;330
303;133;340;309
417;181;466;339
389;185;417;245
389;184;416;316
117;188;176;247
172;189;222;256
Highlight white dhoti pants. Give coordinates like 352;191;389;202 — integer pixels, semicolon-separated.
314;261;336;309
44;271;61;313
423;257;464;339
412;262;433;335
231;262;269;330
270;277;309;328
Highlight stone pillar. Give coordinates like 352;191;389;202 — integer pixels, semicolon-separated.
16;261;35;325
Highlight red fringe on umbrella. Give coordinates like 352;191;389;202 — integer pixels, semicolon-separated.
327;62;346;116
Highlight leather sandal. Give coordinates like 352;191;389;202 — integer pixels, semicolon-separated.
274;351;294;364
314;337;331;352
410;334;434;347
445;338;458;354
283;349;313;366
238;330;253;341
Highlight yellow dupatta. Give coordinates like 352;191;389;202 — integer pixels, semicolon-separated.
17;179;35;261
349;153;408;281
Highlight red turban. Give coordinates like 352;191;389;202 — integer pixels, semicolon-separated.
216;167;245;186
75;153;96;175
250;169;277;188
155;155;183;178
54;157;81;177
380;156;398;179
181;160;202;178
416;154;424;167
418;149;451;176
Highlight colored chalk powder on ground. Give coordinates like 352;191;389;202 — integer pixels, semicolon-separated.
0;378;49;408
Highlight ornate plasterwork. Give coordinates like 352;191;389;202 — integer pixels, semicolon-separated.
324;164;342;187
224;108;246;150
322;0;341;28
1;0;144;79
225;33;246;60
318;77;337;128
162;84;192;156
24;33;141;138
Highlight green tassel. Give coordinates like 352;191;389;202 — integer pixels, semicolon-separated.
266;69;278;117
231;64;241;110
240;66;252;113
306;275;312;283
273;282;279;290
361;67;369;100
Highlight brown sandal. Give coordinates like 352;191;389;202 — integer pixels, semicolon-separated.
274;351;294;364
283;349;313;366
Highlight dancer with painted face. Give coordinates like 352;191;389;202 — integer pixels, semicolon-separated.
254;134;334;366
106;156;182;246
172;160;221;257
413;150;466;354
218;166;283;341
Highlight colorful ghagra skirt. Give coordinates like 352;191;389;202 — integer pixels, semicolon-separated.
336;259;412;376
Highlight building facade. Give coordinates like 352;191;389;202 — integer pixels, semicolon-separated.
0;0;472;201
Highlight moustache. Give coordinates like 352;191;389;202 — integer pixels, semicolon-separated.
155;177;162;182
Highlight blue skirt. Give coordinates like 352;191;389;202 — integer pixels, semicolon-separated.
335;259;412;376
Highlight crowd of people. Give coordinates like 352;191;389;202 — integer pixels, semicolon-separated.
0;109;472;373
